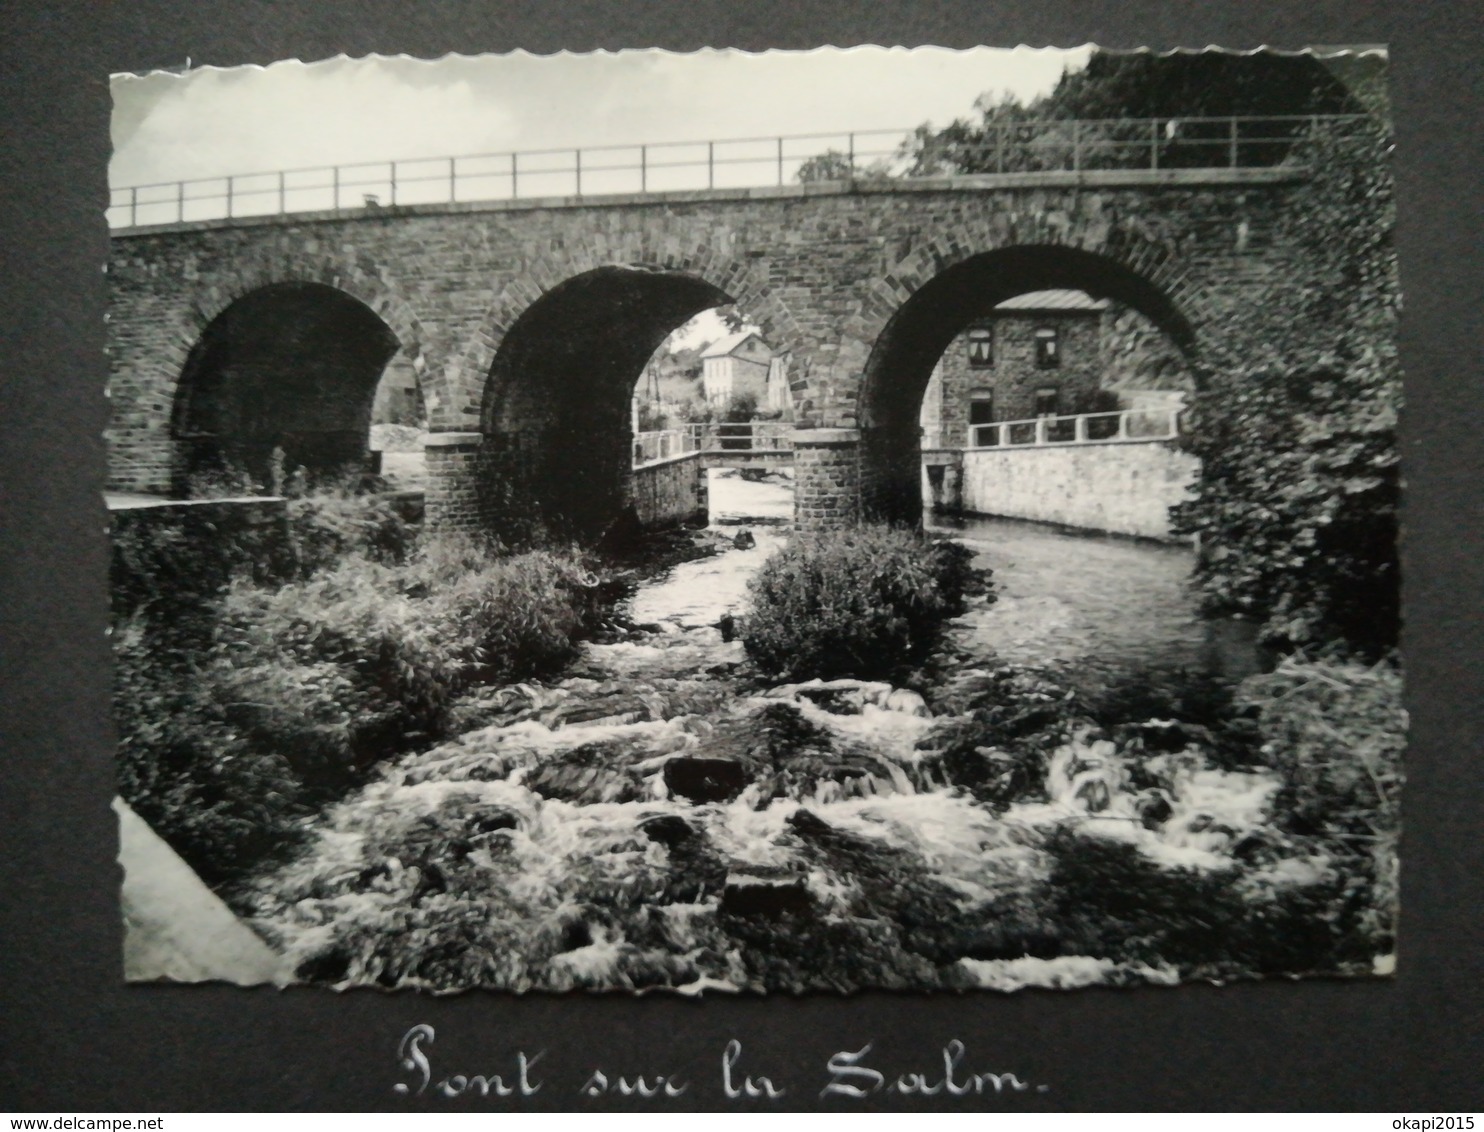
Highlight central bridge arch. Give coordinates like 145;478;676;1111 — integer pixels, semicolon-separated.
857;244;1201;525
479;264;784;541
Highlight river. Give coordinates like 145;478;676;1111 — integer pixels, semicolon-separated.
927;510;1204;693
245;470;1273;994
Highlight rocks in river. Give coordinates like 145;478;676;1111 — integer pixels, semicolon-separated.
637;813;728;904
1123;719;1210;754
765;678;894;715
544;688;660;729
525;743;649;804
784;807;835;839
732;529;757;550
759;679;933;727
662;756;749;803
1074;777;1112;813
638;813;698;847
884;688;930;717
1134;788;1174;830
686;700;907;803
719;871;815;919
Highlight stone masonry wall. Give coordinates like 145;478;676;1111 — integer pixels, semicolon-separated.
422;435;484;533
793;430;862;532
632;453;708;530
958;441;1199;540
107;169;1327;529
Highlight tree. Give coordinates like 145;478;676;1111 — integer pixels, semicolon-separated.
795;149;895;184
716;306;750;335
796;150;856;183
897;50;1386;176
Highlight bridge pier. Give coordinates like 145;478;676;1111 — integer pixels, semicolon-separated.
423;431;486;533
792;428;863;532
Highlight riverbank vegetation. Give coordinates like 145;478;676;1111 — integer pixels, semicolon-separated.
741;525;987;681
113;487;610;888
223;504;1403;991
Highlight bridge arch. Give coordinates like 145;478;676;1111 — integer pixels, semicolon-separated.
478;263;794;541
170;281;402;494
434;234;809;435
855;244;1201;525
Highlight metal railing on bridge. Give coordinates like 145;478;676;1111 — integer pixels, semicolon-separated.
109;114;1374;229
633;421;794;468
632;428;701;468
966;407;1182;450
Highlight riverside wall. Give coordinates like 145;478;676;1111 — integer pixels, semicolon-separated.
957;441;1198;540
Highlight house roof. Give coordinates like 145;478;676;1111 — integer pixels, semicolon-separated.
700;330;769;359
993;289;1109;313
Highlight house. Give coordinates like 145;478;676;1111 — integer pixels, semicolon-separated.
920;289;1110;447
701;331;774;408
371;356;424;427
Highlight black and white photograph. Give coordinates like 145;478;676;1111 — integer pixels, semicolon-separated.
105;45;1404;995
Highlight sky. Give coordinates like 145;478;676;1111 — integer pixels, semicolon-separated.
110;47;1090;187
109;47;1091;352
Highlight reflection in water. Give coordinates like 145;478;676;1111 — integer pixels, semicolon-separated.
929;512;1204;691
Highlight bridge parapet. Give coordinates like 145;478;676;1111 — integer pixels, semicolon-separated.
108;114;1366;230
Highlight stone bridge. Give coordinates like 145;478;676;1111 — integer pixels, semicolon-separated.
106;138;1352;538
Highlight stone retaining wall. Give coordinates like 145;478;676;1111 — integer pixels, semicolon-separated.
958;441;1199;541
632;452;708;529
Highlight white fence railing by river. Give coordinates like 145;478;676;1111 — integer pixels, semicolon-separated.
965;407;1182;450
633;422;795;467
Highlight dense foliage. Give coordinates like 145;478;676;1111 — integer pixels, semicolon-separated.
1240;656;1403;953
740;525;988;681
1172;117;1400;655
925;654;1402;978
115;492;607;887
897;50;1383;177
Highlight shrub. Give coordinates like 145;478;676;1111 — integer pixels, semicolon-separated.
419;543;604;685
114;619;310;888
116;525;609;889
216;538;603;744
1238;655;1403;953
1240;656;1403;842
283;477;420;577
741;525;988;681
110;502;293;645
1171;363;1400;657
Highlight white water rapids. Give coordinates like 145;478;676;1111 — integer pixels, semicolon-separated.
245;471;1315;993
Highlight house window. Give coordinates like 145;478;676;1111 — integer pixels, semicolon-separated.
968;391;995;425
966;326;993;368
1034;386;1060;417
1034;326;1060;369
